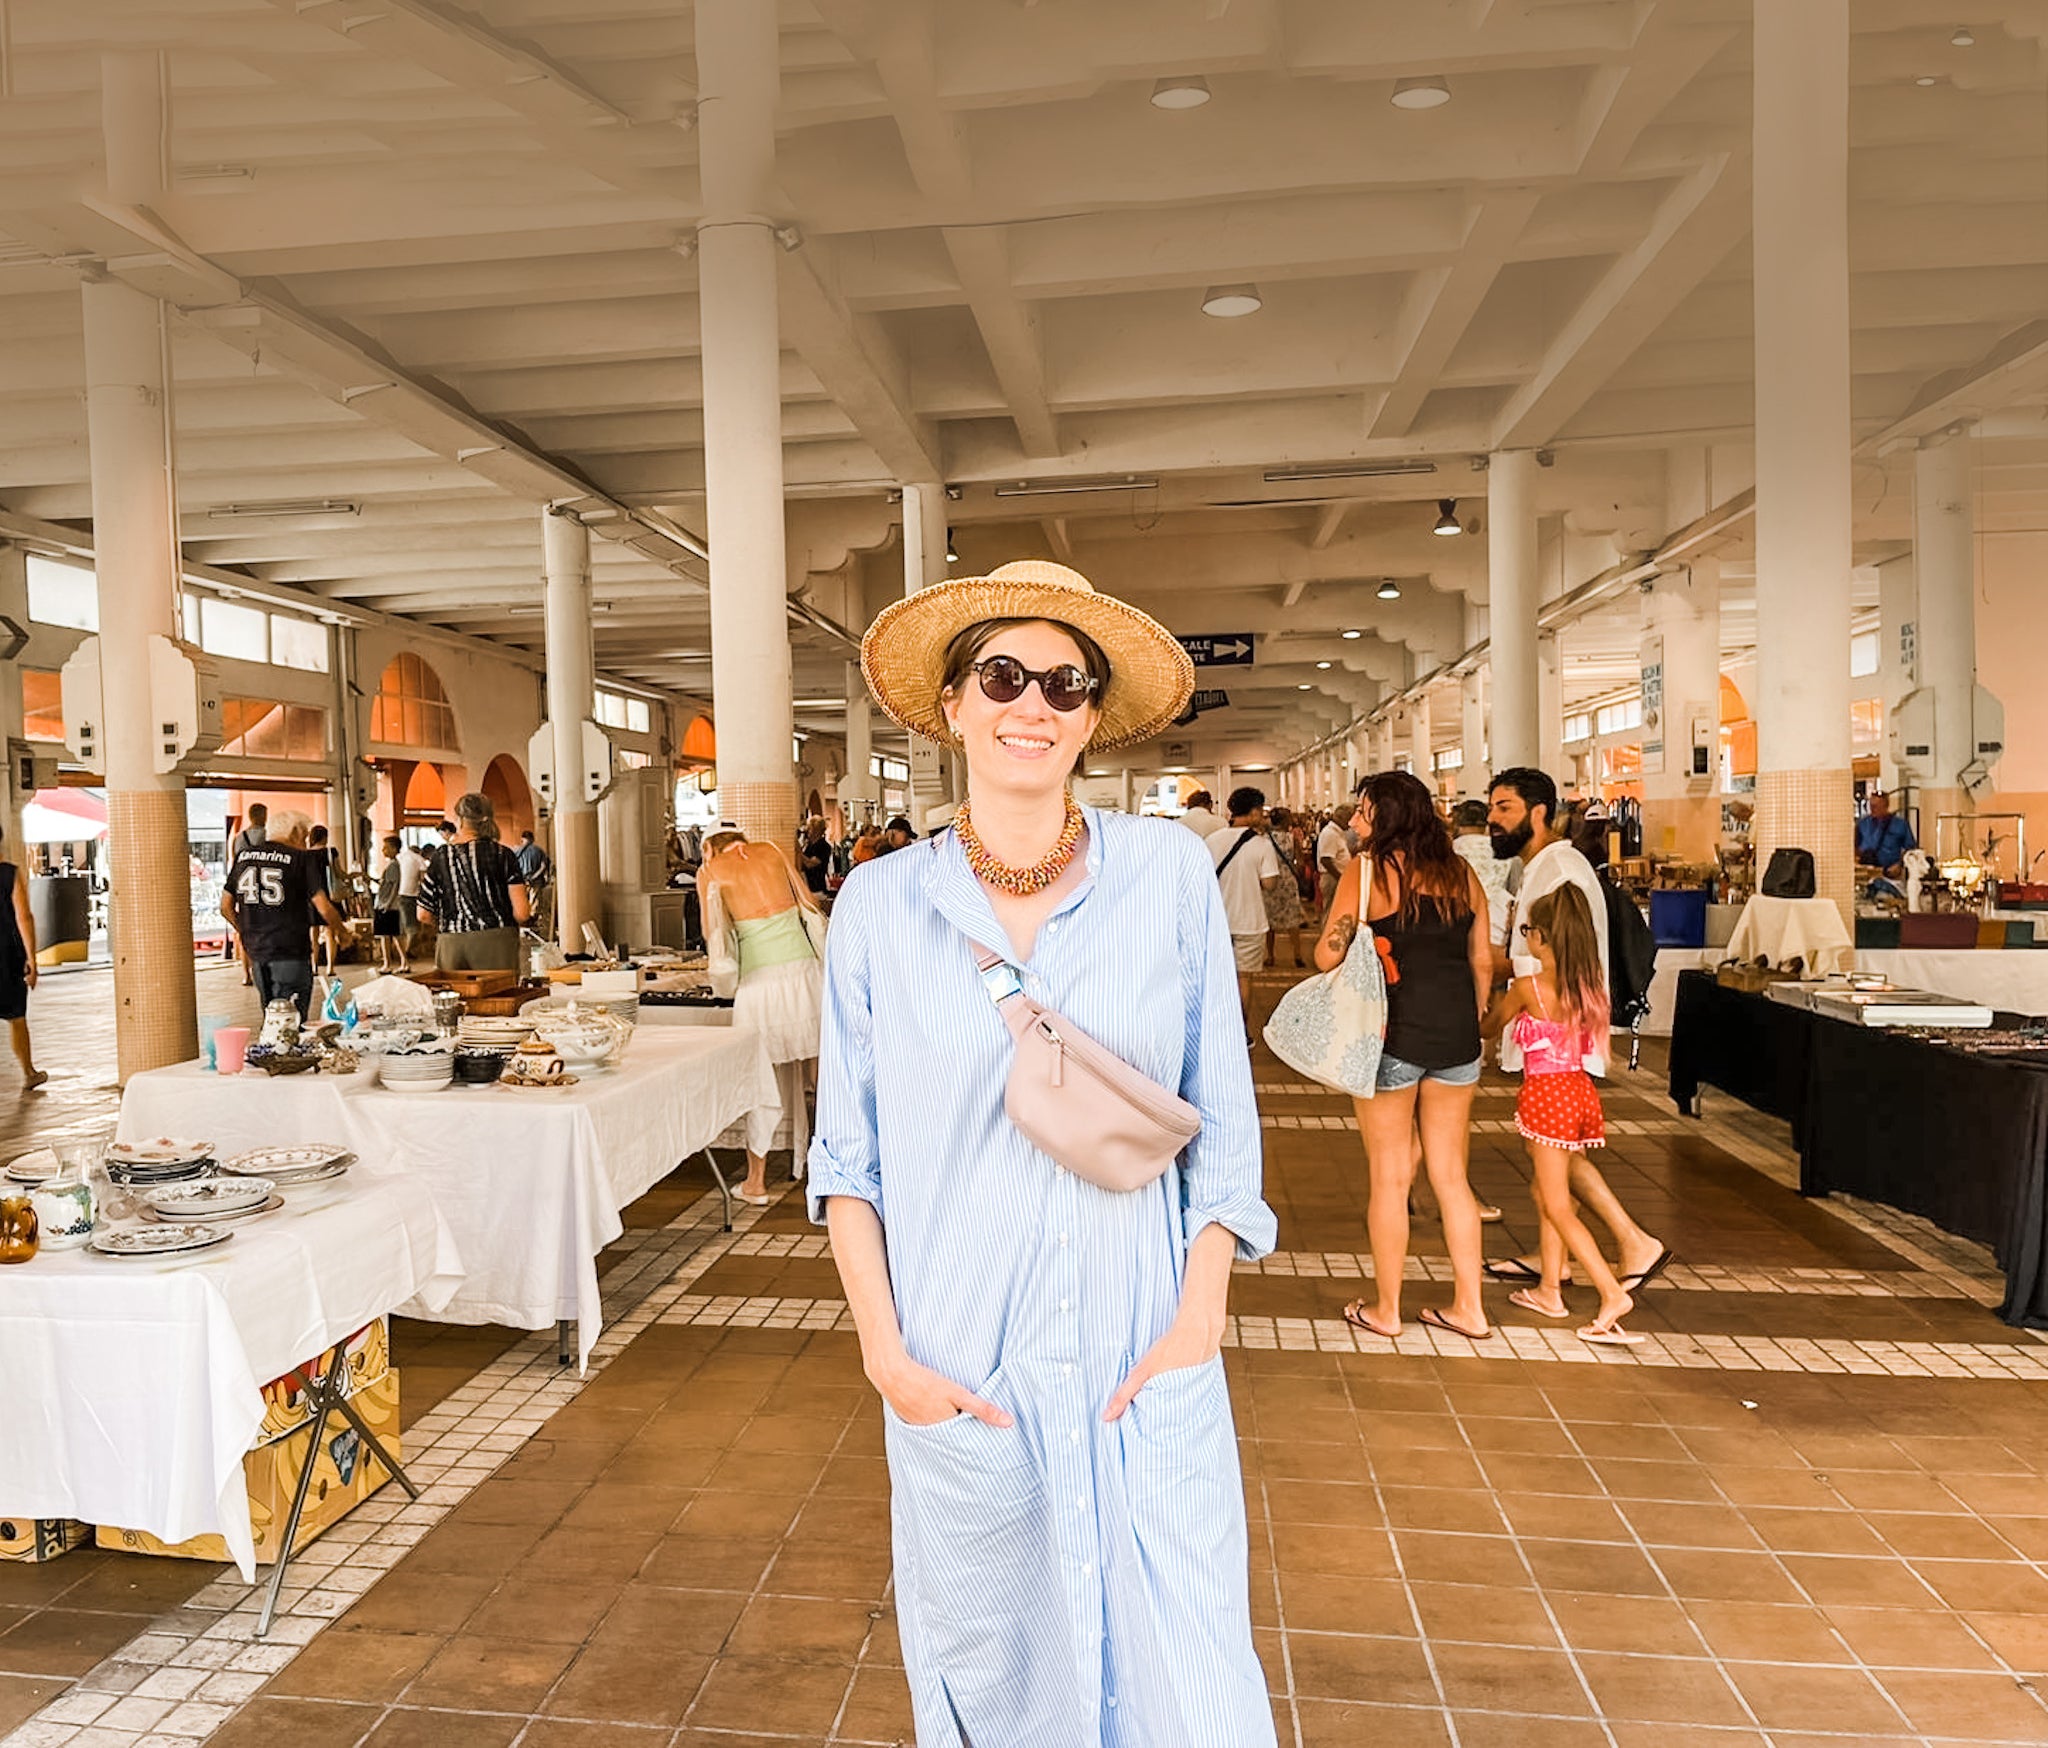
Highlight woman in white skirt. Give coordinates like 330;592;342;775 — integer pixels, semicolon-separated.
701;828;824;1203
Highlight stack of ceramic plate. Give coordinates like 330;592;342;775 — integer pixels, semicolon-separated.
521;991;640;1029
142;1176;280;1223
104;1137;214;1186
457;1015;534;1050
90;1224;231;1260
3;1148;58;1187
379;1046;456;1093
219;1143;354;1188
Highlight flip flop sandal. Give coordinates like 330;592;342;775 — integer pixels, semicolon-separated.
1620;1247;1675;1292
1507;1288;1570;1320
1578;1321;1645;1347
1342;1300;1401;1340
1484;1257;1574;1287
1417;1307;1490;1341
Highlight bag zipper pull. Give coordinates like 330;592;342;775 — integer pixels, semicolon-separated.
1043;1019;1065;1085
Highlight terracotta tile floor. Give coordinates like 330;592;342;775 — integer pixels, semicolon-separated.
5;965;2048;1744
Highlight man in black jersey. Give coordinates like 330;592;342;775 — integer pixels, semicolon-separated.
219;810;352;1020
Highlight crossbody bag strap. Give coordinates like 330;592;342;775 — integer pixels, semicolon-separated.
970;942;1026;1009
1215;827;1257;877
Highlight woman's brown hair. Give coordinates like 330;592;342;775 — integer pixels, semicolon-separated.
1359;770;1470;925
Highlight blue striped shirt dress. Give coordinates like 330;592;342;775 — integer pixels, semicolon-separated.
808;808;1280;1746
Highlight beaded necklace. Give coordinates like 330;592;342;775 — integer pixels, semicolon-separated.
956;794;1085;897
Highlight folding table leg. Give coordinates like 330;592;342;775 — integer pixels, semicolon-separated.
701;1148;733;1232
556;1320;573;1367
255;1345;421;1640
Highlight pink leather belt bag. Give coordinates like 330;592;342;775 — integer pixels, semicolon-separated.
972;944;1201;1193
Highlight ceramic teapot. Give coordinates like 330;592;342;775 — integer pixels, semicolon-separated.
28;1167;93;1251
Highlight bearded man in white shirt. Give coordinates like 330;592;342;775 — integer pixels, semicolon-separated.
1482;766;1670;1299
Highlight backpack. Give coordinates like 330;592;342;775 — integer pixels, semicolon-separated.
1600;872;1657;1030
1762;847;1816;899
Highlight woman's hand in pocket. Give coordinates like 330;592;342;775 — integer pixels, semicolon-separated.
867;1349;1012;1429
1102;1312;1221;1423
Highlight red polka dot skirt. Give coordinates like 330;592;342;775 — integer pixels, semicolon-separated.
1515;1068;1606;1152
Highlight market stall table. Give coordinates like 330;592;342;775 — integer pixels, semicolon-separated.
1667;969;2048;1327
118;1026;781;1369
1723;893;1854;974
0;1171;458;1581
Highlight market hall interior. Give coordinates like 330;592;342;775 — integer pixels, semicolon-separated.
5;1;2048;1745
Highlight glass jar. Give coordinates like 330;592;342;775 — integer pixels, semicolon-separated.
0;1194;38;1263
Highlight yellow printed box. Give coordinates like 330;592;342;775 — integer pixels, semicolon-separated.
98;1368;401;1565
0;1517;91;1562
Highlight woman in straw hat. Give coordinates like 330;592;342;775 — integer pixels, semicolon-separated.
810;560;1277;1744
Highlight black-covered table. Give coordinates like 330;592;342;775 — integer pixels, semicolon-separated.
1668;970;2048;1328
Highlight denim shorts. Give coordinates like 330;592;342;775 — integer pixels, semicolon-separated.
1376;1051;1483;1091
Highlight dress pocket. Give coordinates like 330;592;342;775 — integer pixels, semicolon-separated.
885;1378;1072;1733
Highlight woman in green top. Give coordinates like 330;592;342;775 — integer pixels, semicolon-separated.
701;829;825;1204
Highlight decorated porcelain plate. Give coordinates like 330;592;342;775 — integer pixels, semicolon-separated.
90;1224;232;1258
220;1144;348;1177
3;1149;58;1185
499;1072;579;1090
143;1177;275;1218
142;1194;283;1225
107;1137;214;1168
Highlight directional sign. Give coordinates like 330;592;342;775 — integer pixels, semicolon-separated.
1177;633;1255;668
1172;688;1232;728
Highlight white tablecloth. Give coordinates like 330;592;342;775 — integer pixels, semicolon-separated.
1855;949;2048;1018
119;1027;780;1368
0;1174;458;1579
1723;894;1854;975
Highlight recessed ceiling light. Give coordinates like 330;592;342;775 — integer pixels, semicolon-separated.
1432;499;1463;536
1391;75;1451;110
1952;26;1976;47
1316;661;1333;670
1915;74;1939;85
1342;629;1363;640
1151;75;1211;109
1201;283;1262;318
1377;579;1403;599
1297;683;1312;690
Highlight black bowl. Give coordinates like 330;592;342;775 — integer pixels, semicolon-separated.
452;1050;506;1085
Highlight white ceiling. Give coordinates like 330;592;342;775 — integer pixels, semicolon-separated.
1;0;2045;769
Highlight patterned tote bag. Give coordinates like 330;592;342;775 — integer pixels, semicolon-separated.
1261;859;1388;1097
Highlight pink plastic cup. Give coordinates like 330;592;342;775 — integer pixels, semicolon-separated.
214;1026;252;1075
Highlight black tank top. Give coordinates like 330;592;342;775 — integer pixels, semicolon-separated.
1370;890;1481;1070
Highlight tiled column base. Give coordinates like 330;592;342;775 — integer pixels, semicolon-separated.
721;777;798;860
104;786;200;1080
1755;765;1854;923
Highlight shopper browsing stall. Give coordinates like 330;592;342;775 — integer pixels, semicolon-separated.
220;810;351;1020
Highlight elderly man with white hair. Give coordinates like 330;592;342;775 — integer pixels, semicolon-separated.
219;808;352;1020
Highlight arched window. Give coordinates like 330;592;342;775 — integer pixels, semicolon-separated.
371;653;456;750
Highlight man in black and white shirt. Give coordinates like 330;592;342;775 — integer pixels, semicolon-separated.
219;810;351;1019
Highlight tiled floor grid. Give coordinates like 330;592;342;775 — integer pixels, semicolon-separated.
4;969;2048;1745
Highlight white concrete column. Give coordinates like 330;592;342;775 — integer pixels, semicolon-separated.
901;481;951;830
1875;553;1915;795
86;50;196;1078
1753;0;1854;916
1460;670;1486;793
1537;631;1563;781
696;0;796;854
1410;692;1433;793
1488;450;1540;767
1375;715;1396;774
1912;430;1978;815
0;546;27;859
842;659;874;824
544;509;601;945
1640;557;1722;860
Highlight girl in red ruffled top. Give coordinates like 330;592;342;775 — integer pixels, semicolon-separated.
1483;884;1640;1345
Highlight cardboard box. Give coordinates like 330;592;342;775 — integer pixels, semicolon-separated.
98;1368;401;1564
0;1517;91;1562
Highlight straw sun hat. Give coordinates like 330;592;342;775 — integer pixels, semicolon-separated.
859;560;1195;753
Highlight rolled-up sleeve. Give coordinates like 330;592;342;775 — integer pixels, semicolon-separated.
806;877;884;1226
1175;853;1278;1261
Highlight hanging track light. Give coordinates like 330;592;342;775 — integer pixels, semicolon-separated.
1432;499;1463;536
